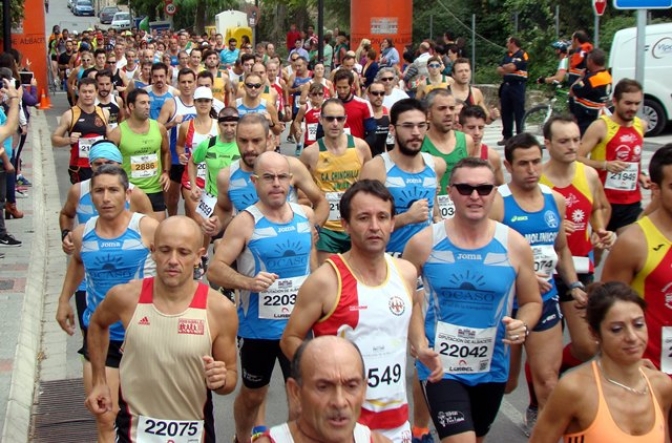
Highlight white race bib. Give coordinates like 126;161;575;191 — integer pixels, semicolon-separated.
438;194;455;219
196;192;217;219
435;321;497;374
130;153;159;179
307;123;318;142
196;162;207;180
343;127;352;135
358;336;406;399
661;327;672;374
258;275;307;319
137;415;204;443
78;136;103;158
532;244;558;278
326;191;344;221
572;256;591;274
604;162;639;191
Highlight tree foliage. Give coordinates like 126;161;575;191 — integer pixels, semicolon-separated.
1;0;26;36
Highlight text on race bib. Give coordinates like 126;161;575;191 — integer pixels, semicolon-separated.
531;244;558;279
326;191;345;221
661;327;672;375
358;336;406;399
130;153;159;179
438;194;455;219
137;415;204;443
605;162;639;191
258;275;307;319
435;322;497;374
196;192;217;219
78;136;104;158
307;123;318;142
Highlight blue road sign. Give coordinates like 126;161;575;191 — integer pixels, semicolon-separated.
614;0;672;9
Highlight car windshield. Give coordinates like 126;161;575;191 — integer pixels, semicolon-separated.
77;0;91;5
115;13;130;20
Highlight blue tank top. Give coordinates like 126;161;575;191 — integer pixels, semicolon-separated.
145;86;174;120
382;152;437;254
170;54;178;66
236;203;312;339
80;213;155;340
75;180;133;292
228;160;299;214
235;98;268;116
499;184;560;303
291;76;312;111
419;222;517;385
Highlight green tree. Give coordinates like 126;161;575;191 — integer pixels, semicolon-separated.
0;0;25;36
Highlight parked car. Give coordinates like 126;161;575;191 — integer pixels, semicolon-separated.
67;0;76;9
99;6;121;24
73;0;94;16
110;12;131;30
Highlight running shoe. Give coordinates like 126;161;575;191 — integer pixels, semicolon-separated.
522;405;538;437
412;433;434;443
0;233;21;247
17;175;32;187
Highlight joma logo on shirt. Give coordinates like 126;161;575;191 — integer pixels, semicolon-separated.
177;318;205;335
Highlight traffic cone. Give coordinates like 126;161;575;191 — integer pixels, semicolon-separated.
38;89;51;109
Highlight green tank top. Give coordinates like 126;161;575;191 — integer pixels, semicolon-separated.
421;131;467;194
119;120;164;194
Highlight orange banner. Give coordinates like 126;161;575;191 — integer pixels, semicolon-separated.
6;0;48;96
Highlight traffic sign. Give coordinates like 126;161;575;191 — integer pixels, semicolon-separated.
614;0;672;9
594;0;607;15
164;2;177;15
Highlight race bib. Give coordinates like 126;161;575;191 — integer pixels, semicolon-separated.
572;256;591;274
196;192;217;219
358;336;406;399
196;162;207;180
661;327;672;375
258;275;307;319
130;153;159;179
435;321;497;374
604;162;639;191
343;127;352;135
78;136;103;158
307;123;318;142
532;244;558;278
438;194;455;219
326;191;344;221
137;415;204;443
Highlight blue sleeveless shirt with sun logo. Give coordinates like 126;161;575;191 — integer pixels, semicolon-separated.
237;203;312;339
228;160;299;214
80;213;155;340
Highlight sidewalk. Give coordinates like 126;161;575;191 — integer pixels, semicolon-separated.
0;109;68;442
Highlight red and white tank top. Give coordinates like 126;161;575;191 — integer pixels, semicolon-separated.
181;119;218;189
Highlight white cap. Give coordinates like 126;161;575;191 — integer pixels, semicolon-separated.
193;86;213;100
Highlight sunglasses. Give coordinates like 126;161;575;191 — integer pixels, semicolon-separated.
452;183;495;196
195;98;212;103
428;63;441;68
106;61;116;64
380;77;395;82
253;172;293;183
311;92;324;96
245;83;262;89
323;115;346;123
369;91;385;96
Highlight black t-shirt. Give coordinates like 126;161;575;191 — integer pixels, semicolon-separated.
58;52;73;69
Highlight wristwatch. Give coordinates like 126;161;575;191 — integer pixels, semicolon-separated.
567;281;586;291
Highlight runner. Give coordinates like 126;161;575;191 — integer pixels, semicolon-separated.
51;77;109;184
56;165;158;443
94;69;125;128
207;151;317;443
292;82;325;155
458;105;504;185
403;157;542;443
298;99;371;263
84;216;238;443
415;56;453;100
108;88;171;221
366;81;394;157
281;180;442;443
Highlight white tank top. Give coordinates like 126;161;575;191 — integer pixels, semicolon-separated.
269;422;372;443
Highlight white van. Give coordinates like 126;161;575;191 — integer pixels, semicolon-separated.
610;22;672;136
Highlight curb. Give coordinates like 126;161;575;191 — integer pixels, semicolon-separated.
1;110;61;442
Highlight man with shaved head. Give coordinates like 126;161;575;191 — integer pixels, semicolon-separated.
208;150;318;443
85;215;239;443
258;336;392;443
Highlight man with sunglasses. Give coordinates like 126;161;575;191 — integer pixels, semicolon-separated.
299;98;371;263
403;156;542;443
376;68;409;110
359;98;446;257
490;132;584;434
208;149;317;443
415;56;453;101
287;57;312;142
366;81;394;156
235;73;283;136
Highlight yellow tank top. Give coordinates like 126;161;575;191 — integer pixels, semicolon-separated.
119;278;214;441
424;75;451;92
564;360;665;443
313;134;362;232
212;70;227;103
591;114;645;161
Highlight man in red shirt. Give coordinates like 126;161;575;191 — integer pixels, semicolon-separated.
286;24;301;51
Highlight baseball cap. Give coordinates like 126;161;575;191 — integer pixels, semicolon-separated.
194;86;213;100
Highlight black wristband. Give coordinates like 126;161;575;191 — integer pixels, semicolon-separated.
61;229;72;241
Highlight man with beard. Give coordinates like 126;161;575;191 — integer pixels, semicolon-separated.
95;69;125;128
58;39;76;90
578;79;649;234
207;150;317;443
366;81;394;156
202;48;231;104
108;89;171;221
449;58;489;120
145;62;179;120
202;113;328;237
359;99;446;257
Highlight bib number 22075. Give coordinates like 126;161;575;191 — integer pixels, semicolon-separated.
137;416;203;443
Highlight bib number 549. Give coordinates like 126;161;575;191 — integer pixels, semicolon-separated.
367;364;401;388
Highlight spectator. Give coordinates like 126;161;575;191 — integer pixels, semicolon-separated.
355;38;371;66
496;36;529;145
379;37;399;68
286;23;301;51
361;48;379;90
219;38;239;67
287;39;309;62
